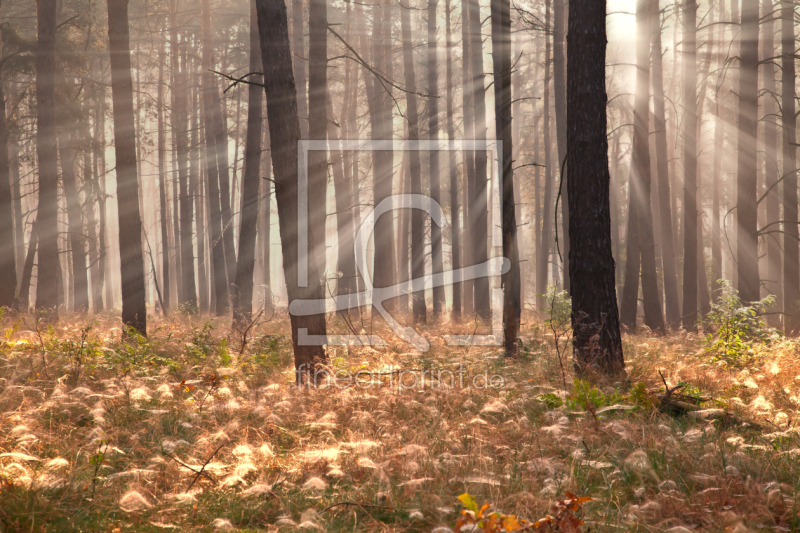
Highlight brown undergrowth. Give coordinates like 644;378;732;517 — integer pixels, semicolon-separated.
0;310;799;532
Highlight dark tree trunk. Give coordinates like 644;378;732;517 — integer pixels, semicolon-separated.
460;0;475;317
256;0;329;383
107;0;147;335
736;0;759;303
292;0;308;139
782;0;798;333
400;0;426;325
537;0;553;309
157;35;171;313
176;44;198;309
567;0;624;374
202;0;229;316
233;0;264;327
651;0;680;326
0;39;15;309
168;2;184;301
211;78;238;290
445;0;461;322
260;121;273;314
491;0;520;354
9;84;23;292
681;0;698;331
58;129;89;313
469;0;490;317
191;67;208;313
428;0;445;317
35;0;59;318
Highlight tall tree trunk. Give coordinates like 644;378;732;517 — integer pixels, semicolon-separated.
0;30;15;310
83;95;103;313
211;78;238;289
621;0;664;332
567;0;624;373
307;0;328;314
191;67;208;313
168;2;184;301
292;0;308;139
553;0;568;292
327;92;357;313
233;0;264;326
461;0;475;317
97;95;112;310
762;0;780;323
681;0;698;331
202;0;229;315
256;0;328;383
58;129;89;313
157;35;171;313
491;0;520;354
737;0;760;303
446;0;461;322
35;0;59;318
782;0;798;333
537;0;553;309
261;121;273;314
428;0;446;317
9;84;23;292
469;0;490;317
108;0;147;335
372;0;397;314
177;44;198;309
651;0;680;325
400;0;427;325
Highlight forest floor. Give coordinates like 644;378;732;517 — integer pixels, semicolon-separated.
0;310;798;532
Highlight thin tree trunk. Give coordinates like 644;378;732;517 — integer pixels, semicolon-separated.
19;220;37;309
177;42;198;309
537;0;553;309
58;129;89;313
292;0;308;139
445;0;461;322
737;0;759;303
9;83;23;294
256;0;328;383
469;0;490;318
782;0;798;333
461;0;475;317
491;0;520;354
428;0;446;317
567;0;624;373
307;0;328;314
681;0;698;331
168;2;184;302
35;0;60;318
261;119;273;314
400;0;426;325
83;95;103;313
762;0;780;323
211;76;238;289
233;0;264;326
553;0;568;292
108;0;147;335
0;29;15;309
157;35;171;313
97;96;112;310
191;66;208;313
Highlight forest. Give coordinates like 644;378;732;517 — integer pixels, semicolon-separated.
0;0;799;530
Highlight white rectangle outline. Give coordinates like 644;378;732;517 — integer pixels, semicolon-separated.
297;139;504;348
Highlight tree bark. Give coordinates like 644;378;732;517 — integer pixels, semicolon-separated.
782;0;798;333
428;0;445;317
35;0;60;318
460;0;475;317
567;0;624;374
737;0;760;303
107;0;147;335
681;0;698;331
762;0;780;323
469;0;490;317
256;0;328;383
157;35;171;313
233;0;264;327
202;0;229;315
292;0;308;139
491;0;520;354
58;128;89;313
18;221;37;310
0;32;15;310
537;0;553;309
553;0;568;292
400;0;427;325
446;0;461;322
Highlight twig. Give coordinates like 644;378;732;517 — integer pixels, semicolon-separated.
162;451;216;484
187;442;228;491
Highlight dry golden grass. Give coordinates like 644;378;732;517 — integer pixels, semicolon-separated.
0;310;799;532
